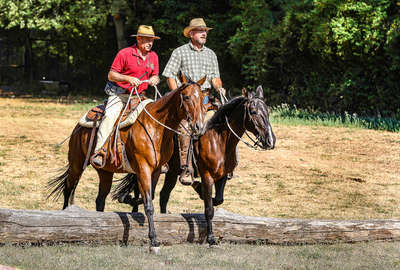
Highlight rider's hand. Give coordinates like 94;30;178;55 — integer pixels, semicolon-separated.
149;75;160;86
218;87;226;96
128;77;141;87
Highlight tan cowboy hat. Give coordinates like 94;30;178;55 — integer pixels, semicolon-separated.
130;25;160;39
183;18;213;38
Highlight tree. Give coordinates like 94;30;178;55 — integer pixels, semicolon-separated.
229;0;400;115
0;0;112;86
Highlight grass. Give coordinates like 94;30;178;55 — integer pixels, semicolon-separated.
0;97;400;268
271;103;400;132
1;242;400;270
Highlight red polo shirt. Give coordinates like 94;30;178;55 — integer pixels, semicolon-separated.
110;44;159;94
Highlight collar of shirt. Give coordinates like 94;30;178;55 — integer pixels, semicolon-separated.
131;44;149;60
188;41;206;52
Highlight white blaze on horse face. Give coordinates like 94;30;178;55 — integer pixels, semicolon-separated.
194;89;199;98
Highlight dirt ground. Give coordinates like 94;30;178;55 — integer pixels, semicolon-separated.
0;97;399;220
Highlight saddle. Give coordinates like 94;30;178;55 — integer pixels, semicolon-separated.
82;96;151;172
86;97;143;122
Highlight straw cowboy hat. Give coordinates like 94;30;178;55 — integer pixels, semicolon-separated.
130;25;160;39
183;18;213;38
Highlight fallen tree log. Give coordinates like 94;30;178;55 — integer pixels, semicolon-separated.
1;206;400;245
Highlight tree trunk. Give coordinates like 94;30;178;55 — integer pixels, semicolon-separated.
24;31;33;84
1;206;400;245
113;14;128;50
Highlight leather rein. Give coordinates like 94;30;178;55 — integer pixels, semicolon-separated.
134;81;199;137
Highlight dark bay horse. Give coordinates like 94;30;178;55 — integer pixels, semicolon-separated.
113;86;276;246
47;74;205;250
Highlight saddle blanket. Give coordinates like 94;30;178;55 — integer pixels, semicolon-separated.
78;99;153;128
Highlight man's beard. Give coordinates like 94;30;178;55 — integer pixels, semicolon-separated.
194;36;206;45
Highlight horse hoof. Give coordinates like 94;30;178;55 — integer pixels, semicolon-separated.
207;243;219;249
149;246;161;255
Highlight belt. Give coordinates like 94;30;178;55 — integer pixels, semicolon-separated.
107;81;129;93
202;88;211;94
120;92;146;99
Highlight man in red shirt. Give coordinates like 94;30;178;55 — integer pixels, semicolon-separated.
92;25;160;166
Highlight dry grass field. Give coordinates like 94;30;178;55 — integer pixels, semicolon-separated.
0;97;400;221
1;97;400;270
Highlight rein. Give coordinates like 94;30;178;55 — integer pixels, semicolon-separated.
224;116;259;150
134;82;196;137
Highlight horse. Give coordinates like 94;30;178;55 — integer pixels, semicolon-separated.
112;86;276;246
47;74;205;251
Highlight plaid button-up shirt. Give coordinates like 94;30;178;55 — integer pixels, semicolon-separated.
162;42;220;90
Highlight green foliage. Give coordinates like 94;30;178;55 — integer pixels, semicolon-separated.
1;0;400;117
0;0;115;91
229;0;400;116
0;0;109;32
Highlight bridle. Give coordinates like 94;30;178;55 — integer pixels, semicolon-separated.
177;81;203;136
224;97;267;150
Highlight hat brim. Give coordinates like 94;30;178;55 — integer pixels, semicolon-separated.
183;26;213;38
130;34;160;39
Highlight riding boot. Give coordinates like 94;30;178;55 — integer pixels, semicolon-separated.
178;120;194;185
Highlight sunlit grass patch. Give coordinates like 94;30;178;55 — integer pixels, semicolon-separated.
1;97;400;219
271;104;400;132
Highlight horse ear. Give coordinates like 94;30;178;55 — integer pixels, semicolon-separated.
248;91;254;99
256;85;264;99
242;88;247;97
196;76;206;86
178;72;188;84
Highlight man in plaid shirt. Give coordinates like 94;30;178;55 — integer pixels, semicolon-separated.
163;18;226;185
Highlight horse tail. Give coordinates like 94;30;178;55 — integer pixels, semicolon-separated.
111;173;137;201
47;165;70;201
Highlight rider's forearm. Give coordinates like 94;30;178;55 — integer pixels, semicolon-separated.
211;77;223;90
108;70;133;83
166;77;178;91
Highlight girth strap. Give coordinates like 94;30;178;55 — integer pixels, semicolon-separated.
83;118;98;170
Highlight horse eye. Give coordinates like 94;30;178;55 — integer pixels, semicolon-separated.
250;109;257;115
183;95;190;101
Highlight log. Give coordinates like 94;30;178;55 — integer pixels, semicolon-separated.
1;206;400;245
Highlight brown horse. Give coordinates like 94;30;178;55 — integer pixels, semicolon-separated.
48;74;205;250
113;86;276;246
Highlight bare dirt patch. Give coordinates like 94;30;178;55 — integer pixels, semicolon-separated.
0;97;399;220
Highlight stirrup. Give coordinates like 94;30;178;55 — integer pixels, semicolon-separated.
161;164;169;174
179;168;194;186
90;150;106;169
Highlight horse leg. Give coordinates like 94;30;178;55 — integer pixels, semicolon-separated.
95;170;114;211
192;180;203;200
48;161;84;210
137;168;159;249
213;176;227;206
131;176;141;212
159;170;178;213
202;173;217;246
159;155;180;213
151;168;161;200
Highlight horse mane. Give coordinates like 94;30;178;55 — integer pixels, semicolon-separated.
206;96;246;130
154;81;197;113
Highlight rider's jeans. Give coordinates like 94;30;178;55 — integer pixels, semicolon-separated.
94;94;128;152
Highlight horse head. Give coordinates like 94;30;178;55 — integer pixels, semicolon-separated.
243;86;276;150
177;73;206;136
